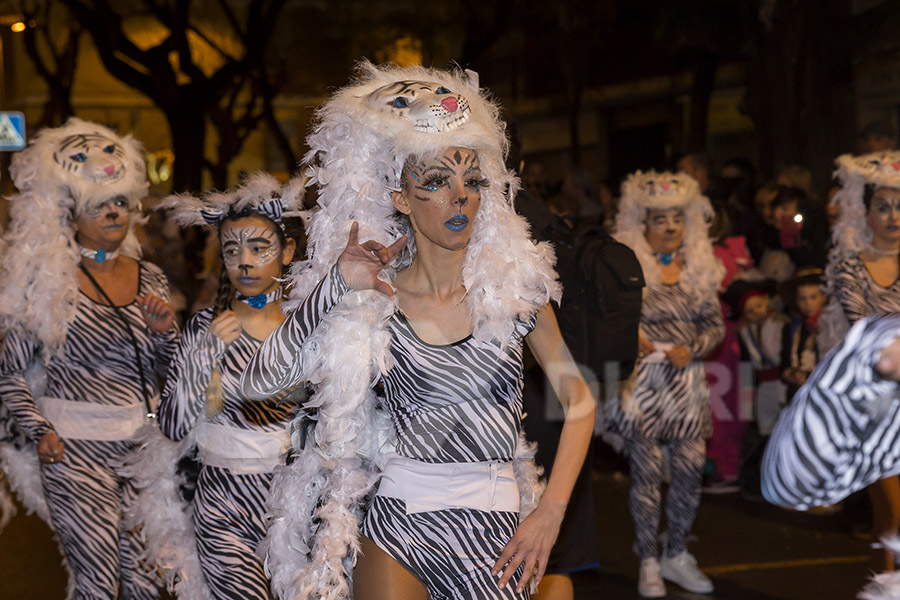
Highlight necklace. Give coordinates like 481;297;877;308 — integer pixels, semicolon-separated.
657;252;674;266
78;244;119;264
235;287;283;309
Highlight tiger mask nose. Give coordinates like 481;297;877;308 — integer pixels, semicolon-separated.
440;97;458;113
104;165;116;175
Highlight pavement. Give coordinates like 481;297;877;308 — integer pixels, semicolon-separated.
0;471;874;599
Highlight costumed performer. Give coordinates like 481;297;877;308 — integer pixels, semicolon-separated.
0;117;177;599
606;171;725;598
762;314;900;600
240;62;596;600
820;150;900;571
151;174;304;599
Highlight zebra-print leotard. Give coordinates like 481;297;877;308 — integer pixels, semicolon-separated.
762;315;900;509
607;282;725;441
833;255;900;323
0;261;177;600
157;306;300;600
242;264;535;599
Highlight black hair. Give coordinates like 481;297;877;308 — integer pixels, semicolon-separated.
863;183;877;212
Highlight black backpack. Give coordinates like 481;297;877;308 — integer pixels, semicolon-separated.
570;224;644;382
516;190;643;383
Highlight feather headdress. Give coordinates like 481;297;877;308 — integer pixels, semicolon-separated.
613;170;724;297
0;117;148;357
820;151;900;351
261;61;558;600
159;171;306;230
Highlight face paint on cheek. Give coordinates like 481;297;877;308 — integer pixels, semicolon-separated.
253;243;281;267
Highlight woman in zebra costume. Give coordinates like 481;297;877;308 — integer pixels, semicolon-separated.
607;171;725;598
0;118;177;599
239;62;596;600
819;150;900;571
146;174;304;599
762;314;900;600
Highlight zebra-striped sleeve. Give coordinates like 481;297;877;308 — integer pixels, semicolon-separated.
158;309;224;441
0;329;55;443
689;294;725;360
143;263;180;377
241;263;351;400
762;315;900;509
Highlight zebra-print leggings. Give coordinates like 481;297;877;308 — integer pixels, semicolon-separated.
193;465;272;599
625;437;706;560
42;438;160;600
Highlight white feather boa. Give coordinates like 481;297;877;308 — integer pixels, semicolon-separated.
0;118;147;359
116;424;212;600
263;61;558;600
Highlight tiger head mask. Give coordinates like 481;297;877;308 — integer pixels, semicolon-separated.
10;117;148;218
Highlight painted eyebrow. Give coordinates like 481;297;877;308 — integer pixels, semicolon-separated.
463;165;482;176
247;236;276;244
422;165;454;174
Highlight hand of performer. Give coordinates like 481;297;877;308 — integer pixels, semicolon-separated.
337;222;407;297
209;310;242;345
877;336;900;380
140;292;176;333
492;500;565;593
637;337;656;360
38;431;65;464
665;345;692;369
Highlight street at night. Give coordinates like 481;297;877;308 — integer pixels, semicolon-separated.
0;471;874;599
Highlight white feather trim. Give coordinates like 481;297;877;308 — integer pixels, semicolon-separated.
0;118;147;358
613;170;725;298
0;474;15;533
264;62;559;600
859;536;900;600
117;424;212;600
821;151;900;353
0;442;52;524
159;172;305;229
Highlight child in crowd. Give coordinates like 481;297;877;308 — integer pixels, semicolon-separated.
724;279;789;498
731;280;789;436
781;268;828;401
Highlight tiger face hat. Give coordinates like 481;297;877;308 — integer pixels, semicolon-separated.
0;118;148;356
10;117;148;217
613;170;724;297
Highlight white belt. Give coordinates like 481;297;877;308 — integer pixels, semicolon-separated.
376;454;520;514
37;396;154;441
195;421;289;475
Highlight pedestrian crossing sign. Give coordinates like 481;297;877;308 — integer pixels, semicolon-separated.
0;112;25;151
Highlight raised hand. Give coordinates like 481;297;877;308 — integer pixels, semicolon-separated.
209;310;242;344
140;292;176;333
337;222;407;297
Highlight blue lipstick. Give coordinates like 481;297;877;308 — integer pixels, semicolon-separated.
445;215;469;232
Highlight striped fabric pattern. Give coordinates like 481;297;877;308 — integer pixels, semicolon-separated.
0;261;176;599
241;264;350;400
241;263;538;598
834;256;900;325
363;496;527;600
762;315;900;509
382;312;534;463
609;283;724;441
158;306;300;599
